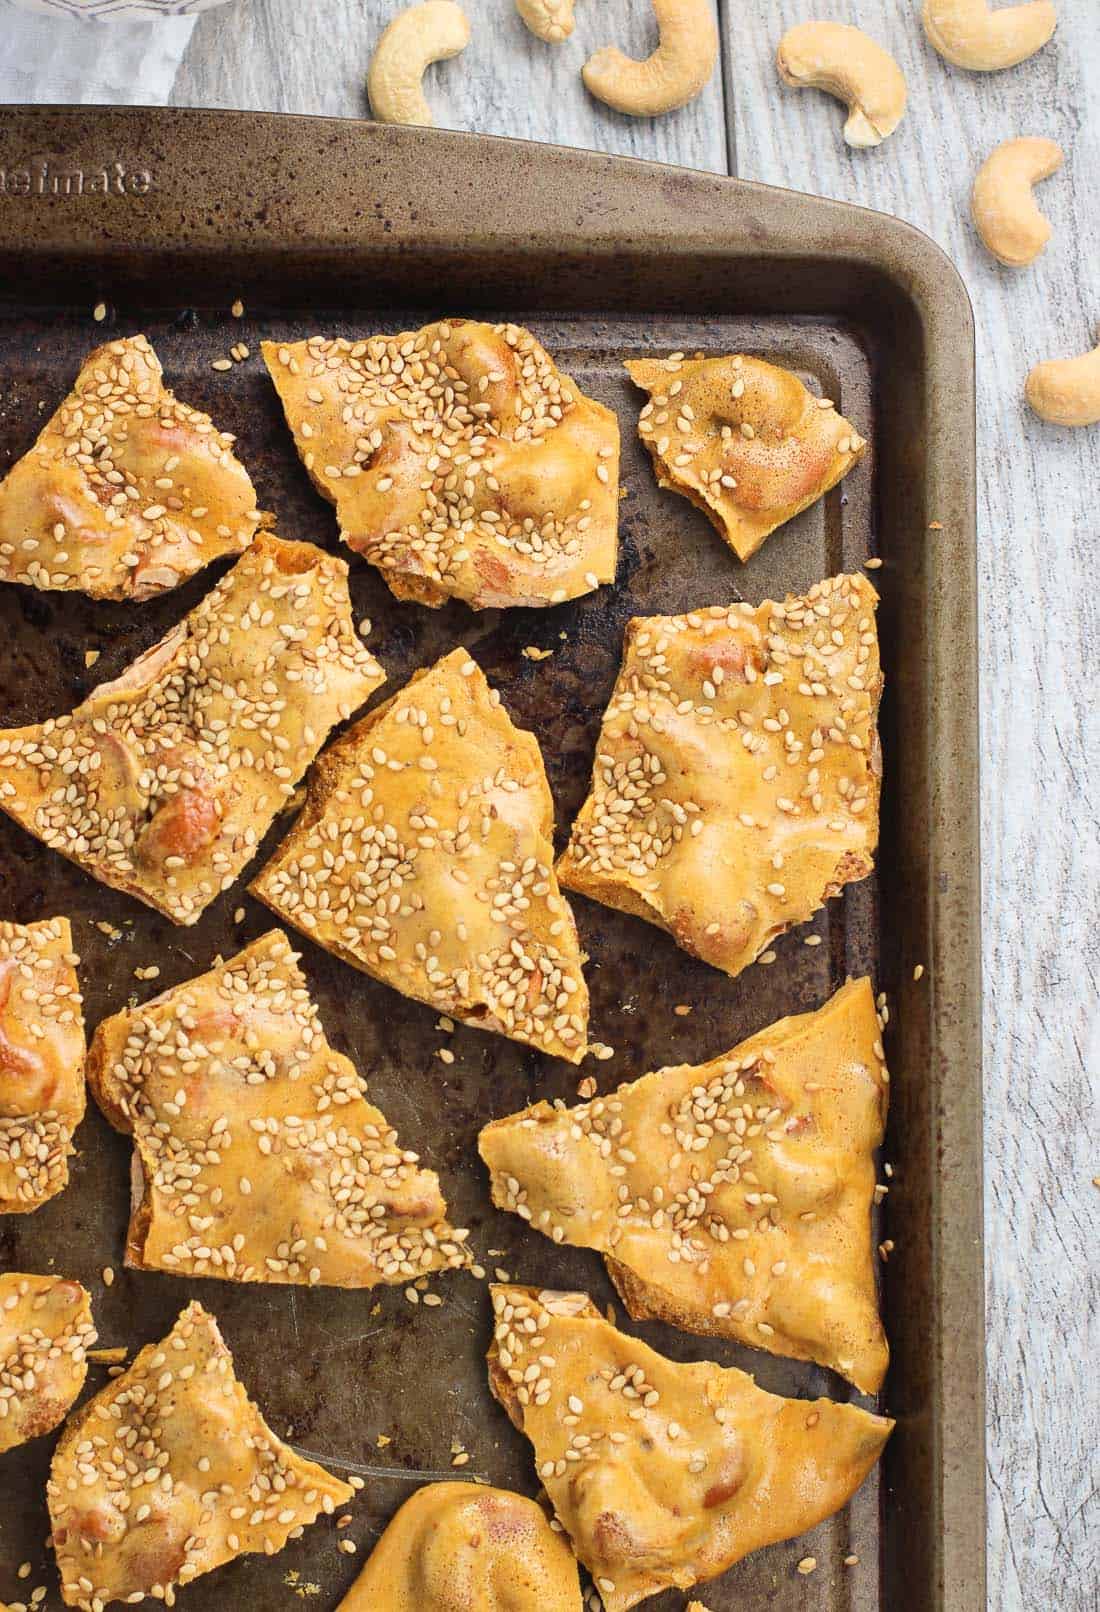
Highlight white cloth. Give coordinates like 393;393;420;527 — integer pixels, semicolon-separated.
0;1;193;105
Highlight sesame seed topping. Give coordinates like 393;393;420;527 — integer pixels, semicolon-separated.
0;335;265;601
0;535;385;926
252;649;590;1063
262;320;618;611
558;574;882;977
88;930;471;1293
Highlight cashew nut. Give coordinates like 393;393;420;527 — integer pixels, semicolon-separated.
921;0;1056;71
516;0;576;43
970;137;1063;266
582;0;719;118
776;22;907;148
367;1;471;127
1025;331;1100;427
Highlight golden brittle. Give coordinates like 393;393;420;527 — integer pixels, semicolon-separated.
88;930;471;1289
481;978;889;1391
253;649;590;1062
0;917;85;1213
48;1302;351;1609
558;574;882;976
0;1274;95;1454
265;320;619;609
628;353;864;562
0;535;385;925
488;1285;891;1611
0;336;266;599
336;1483;581;1610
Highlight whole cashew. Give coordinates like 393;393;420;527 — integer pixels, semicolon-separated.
1025;331;1100;427
516;0;576;43
921;0;1056;71
970;137;1063;266
368;1;471;127
582;0;719;118
776;22;907;148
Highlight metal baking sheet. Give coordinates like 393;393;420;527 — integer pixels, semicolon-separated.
0;109;983;1612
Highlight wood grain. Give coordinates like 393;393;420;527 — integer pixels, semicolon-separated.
172;0;729;171
138;2;1100;1606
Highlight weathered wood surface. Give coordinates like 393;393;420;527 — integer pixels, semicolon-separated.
24;1;1100;1606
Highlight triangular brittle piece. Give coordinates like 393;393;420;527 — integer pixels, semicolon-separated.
627;353;865;562
0;917;85;1213
252;649;590;1062
558;575;882;976
488;1286;892;1611
336;1483;582;1611
0;1274;95;1453
264;320;619;610
88;929;471;1288
0;335;267;600
481;978;888;1392
48;1301;352;1609
0;535;384;925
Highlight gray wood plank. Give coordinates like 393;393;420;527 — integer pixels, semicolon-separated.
172;0;729;172
727;6;1099;1610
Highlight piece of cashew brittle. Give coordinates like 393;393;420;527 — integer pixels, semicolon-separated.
368;0;471;127
583;0;718;117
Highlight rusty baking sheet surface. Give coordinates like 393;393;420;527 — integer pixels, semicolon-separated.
0;111;984;1612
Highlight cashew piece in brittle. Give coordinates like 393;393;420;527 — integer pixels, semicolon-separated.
970;137;1063;266
516;0;576;44
922;0;1056;71
582;0;719;117
1025;331;1100;427
368;1;471;127
777;22;907;148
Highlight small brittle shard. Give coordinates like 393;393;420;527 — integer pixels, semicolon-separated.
628;352;864;562
0;534;385;925
48;1301;352;1609
264;320;619;609
88;930;471;1289
0;335;267;599
252;649;590;1062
